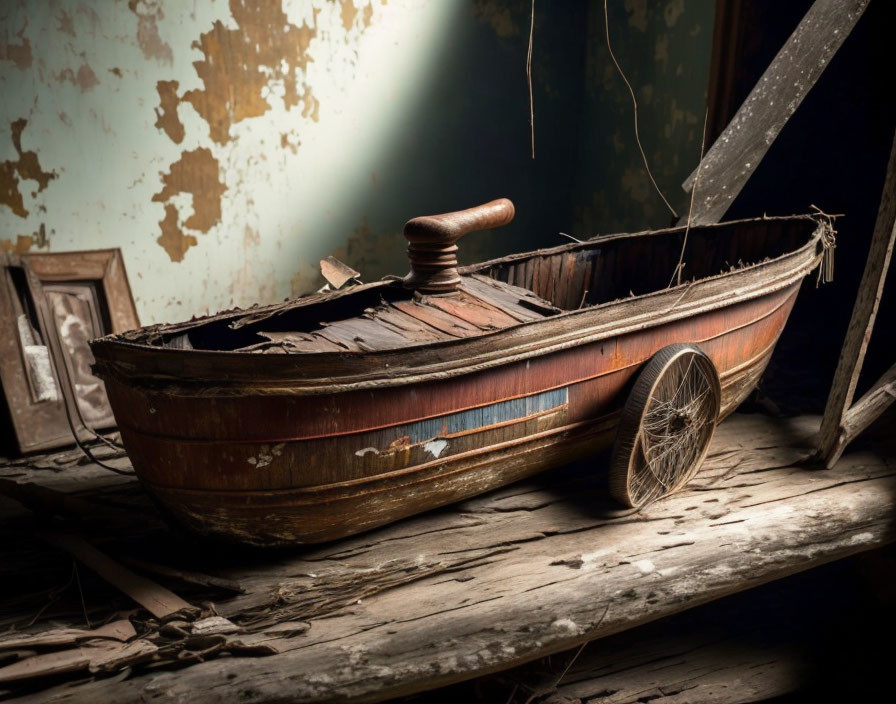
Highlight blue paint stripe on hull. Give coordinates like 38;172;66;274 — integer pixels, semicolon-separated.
391;387;568;445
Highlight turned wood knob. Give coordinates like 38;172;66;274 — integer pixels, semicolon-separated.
402;198;516;293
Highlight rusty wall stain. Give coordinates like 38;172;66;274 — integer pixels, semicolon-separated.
0;224;49;255
56;63;100;92
154;80;185;143
472;0;519;38
664;0;685;28
244;225;260;247
338;0;373;32
330;216;404;283
152;148;226;261
57;9;76;36
0;235;33;254
0;14;33;69
1;119;57;218
290;257;323;297
128;0;174;64
147;0;378;262
340;0;359;32
33;221;48;247
299;85;320;122
280;133;299;154
181;0;317;145
625;0;648;32
156;203;196;263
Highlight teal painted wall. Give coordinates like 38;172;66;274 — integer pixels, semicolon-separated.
1;1;713;325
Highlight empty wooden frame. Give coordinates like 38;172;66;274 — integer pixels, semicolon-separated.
0;249;138;454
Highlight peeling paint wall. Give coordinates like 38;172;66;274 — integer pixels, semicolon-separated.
1;0;709;325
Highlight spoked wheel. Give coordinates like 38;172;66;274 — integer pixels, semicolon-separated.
609;344;721;509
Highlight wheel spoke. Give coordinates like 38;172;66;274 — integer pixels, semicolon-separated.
610;345;721;508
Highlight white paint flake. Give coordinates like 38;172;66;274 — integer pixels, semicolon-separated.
247;442;285;468
423;439;448;458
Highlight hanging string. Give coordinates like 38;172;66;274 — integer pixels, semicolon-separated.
527;0;535;159
671;106;709;287
604;0;678;220
55;361;134;476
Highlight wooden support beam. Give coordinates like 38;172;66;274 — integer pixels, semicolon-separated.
818;132;896;467
840;362;896;449
682;0;869;225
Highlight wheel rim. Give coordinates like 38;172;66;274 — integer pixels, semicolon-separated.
610;345;721;508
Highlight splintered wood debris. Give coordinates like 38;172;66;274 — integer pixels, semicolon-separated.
319;256;361;289
249;275;560;354
0;483;276;687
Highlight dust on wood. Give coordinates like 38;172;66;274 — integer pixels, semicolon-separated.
682;0;869;225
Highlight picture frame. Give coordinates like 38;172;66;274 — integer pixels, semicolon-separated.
0;249;139;454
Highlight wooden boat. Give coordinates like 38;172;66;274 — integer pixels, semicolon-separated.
90;200;830;546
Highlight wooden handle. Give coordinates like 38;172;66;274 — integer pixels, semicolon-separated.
403;198;515;293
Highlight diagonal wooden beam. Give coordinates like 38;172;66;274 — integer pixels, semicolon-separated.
682;0;869;225
818;130;896;467
838;361;896;452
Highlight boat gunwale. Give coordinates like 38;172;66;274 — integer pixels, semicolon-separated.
91;215;826;395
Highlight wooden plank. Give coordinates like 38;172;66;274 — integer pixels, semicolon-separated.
0;621;135;652
408;556;872;703
461;275;558;319
681;0;869;225
839;361;896;452
389;299;482;337
119;557;245;594
818;131;896;467
253;331;347;353
38;532;194;619
0;639;157;684
366;306;453;342
0;648;90;684
315;317;417;352
13;413;895;703
422;290;521;329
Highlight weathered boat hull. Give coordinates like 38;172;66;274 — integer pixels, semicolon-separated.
92;215;827;545
101;278;802;545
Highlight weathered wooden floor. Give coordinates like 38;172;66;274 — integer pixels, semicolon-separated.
0;412;894;703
